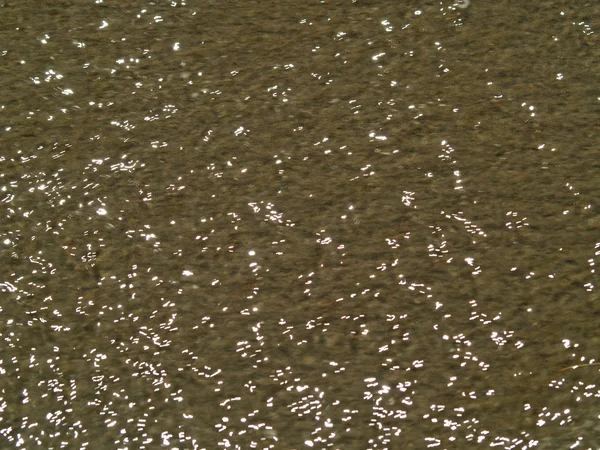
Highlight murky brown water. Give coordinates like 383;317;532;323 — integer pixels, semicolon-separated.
1;0;599;448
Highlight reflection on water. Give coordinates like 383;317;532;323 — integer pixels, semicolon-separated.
1;0;599;448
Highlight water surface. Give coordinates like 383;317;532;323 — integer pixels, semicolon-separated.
1;1;599;448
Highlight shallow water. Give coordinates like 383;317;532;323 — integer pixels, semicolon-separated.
1;1;599;448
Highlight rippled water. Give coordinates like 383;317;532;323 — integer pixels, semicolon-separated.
1;1;599;448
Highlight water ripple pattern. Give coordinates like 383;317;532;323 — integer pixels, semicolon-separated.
0;1;599;449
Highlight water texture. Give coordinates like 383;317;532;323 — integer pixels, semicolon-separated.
0;0;599;448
